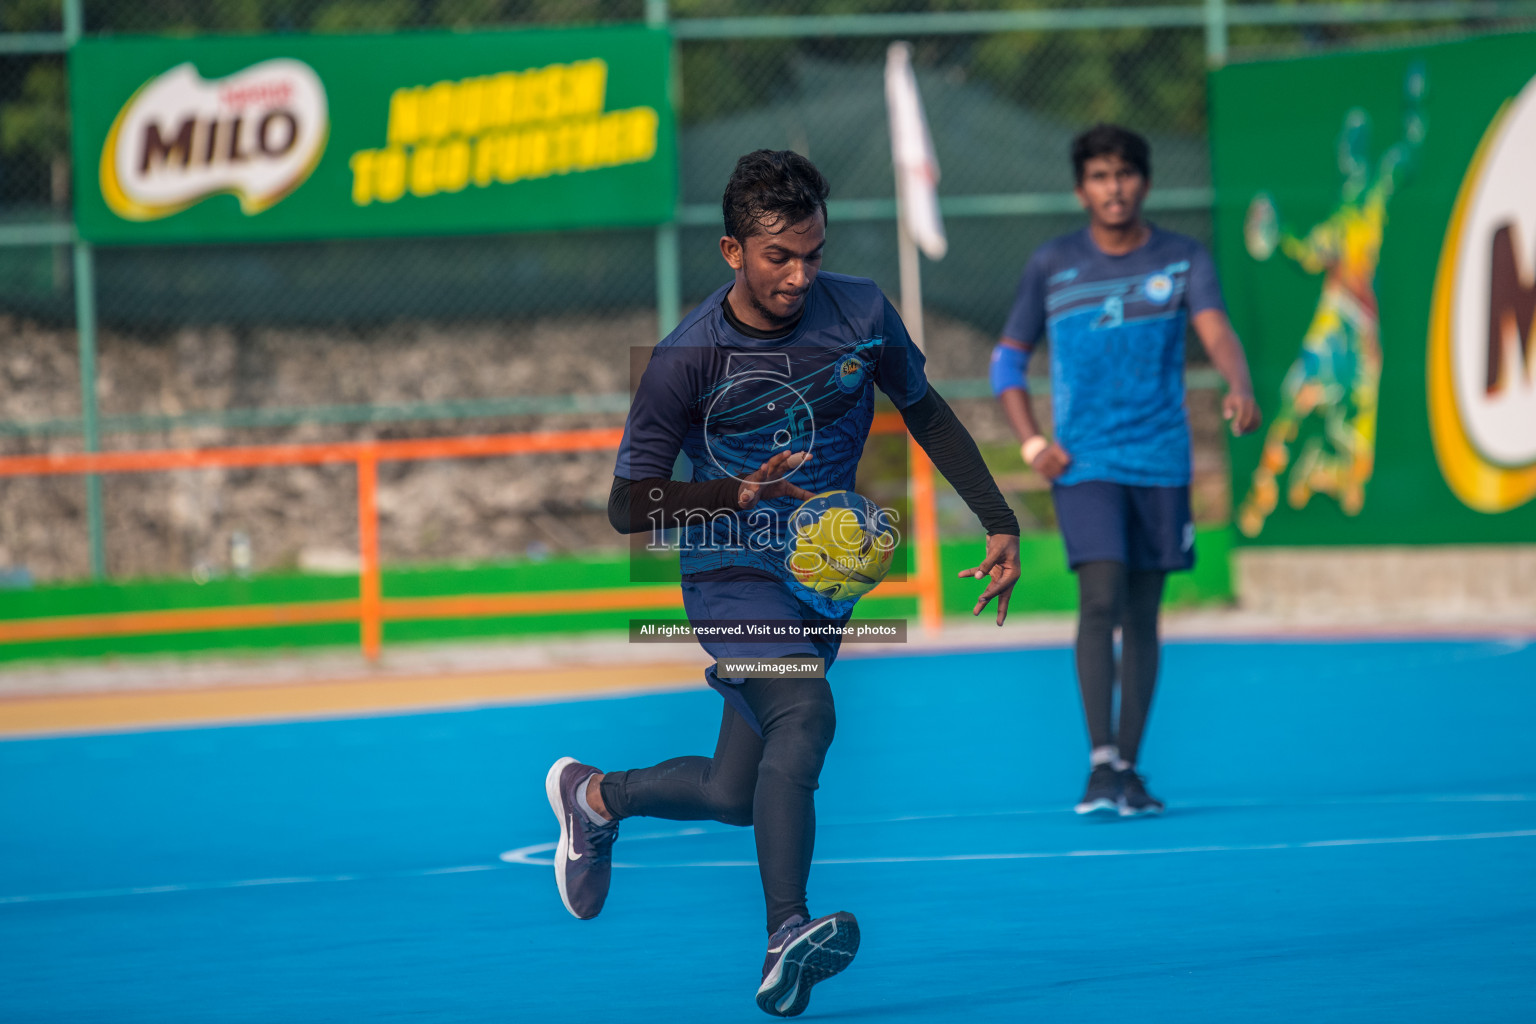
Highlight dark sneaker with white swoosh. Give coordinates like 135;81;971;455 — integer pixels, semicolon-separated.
1118;768;1165;817
1074;763;1121;816
545;756;619;920
755;911;860;1017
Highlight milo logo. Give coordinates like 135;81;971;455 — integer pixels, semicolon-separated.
1429;71;1536;513
100;59;328;221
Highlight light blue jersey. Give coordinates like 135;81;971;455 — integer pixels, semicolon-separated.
1000;226;1224;487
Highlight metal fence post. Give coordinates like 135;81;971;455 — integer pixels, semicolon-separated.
63;0;83;41
73;241;107;580
1205;0;1229;66
63;0;106;579
655;224;680;341
649;0;681;341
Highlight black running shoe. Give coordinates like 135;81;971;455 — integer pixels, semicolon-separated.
1074;763;1121;816
1117;768;1165;817
755;911;860;1018
545;756;620;919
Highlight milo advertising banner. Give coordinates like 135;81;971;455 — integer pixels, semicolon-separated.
70;26;675;243
1212;33;1536;546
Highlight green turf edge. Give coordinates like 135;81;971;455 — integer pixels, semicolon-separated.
0;528;1233;665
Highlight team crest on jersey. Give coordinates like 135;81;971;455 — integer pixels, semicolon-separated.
833;354;868;393
1144;273;1174;304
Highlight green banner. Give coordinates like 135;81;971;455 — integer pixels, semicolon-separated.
70;26;675;244
1212;33;1536;547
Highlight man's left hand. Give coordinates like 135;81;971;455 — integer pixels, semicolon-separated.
958;534;1022;626
738;451;814;509
1223;391;1262;436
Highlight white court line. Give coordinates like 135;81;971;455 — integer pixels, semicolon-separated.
6;822;1535;908
820;792;1536;827
0;865;496;906
497;828;1536;869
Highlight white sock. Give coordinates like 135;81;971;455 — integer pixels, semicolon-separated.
574;772;610;825
1090;745;1119;768
1113;758;1133;773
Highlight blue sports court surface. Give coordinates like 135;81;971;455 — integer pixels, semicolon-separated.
3;637;1534;1022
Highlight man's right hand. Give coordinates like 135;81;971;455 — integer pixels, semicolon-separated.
738;451;815;509
1028;441;1072;482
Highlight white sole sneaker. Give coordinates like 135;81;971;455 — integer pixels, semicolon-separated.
545;756;581;918
756;911;861;1018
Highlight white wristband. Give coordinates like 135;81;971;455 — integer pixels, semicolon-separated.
1021;435;1049;465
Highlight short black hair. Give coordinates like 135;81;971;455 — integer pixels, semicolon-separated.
722;149;830;241
1071;124;1151;184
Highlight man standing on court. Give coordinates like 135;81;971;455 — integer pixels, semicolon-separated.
544;149;1022;1017
991;124;1261;817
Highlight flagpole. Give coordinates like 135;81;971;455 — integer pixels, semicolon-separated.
897;194;925;353
887;39;945;636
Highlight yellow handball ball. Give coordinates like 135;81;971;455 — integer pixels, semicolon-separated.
786;490;896;602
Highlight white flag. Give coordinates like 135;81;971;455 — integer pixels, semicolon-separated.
885;41;947;260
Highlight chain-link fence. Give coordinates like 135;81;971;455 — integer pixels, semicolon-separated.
4;1;1536;583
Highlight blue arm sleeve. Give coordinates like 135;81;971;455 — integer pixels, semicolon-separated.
989;342;1031;395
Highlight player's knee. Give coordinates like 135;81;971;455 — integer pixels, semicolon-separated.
788;691;837;751
1078;585;1122;627
808;696;837;751
762;696;836;788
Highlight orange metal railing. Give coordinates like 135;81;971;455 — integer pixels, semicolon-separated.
0;414;943;658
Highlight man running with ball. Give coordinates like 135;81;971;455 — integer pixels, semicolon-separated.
992;124;1261;818
545;150;1021;1017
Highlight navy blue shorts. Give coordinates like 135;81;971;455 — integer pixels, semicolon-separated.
1051;480;1195;572
681;576;851;735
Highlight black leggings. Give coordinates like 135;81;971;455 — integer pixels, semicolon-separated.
599;676;836;935
1076;560;1166;765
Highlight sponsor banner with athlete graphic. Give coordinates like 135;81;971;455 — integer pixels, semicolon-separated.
1211;33;1536;545
70;26;674;243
